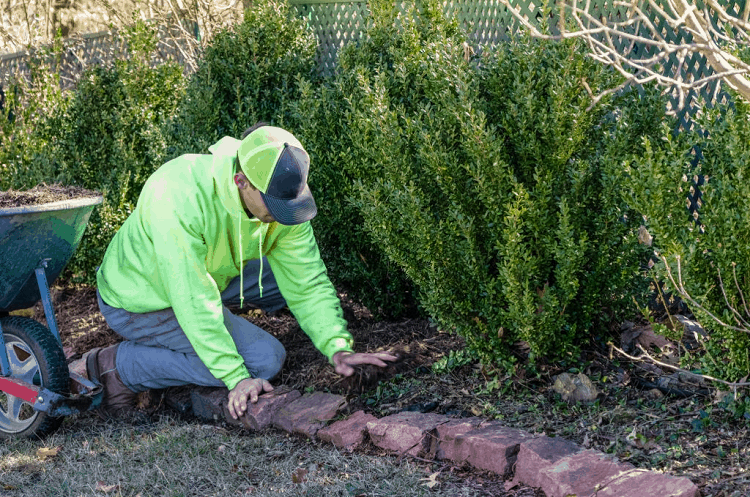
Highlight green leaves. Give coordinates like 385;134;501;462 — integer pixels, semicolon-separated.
292;1;658;366
167;0;317;157
619;91;750;381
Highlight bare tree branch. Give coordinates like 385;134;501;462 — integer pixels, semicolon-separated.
610;342;750;394
498;0;750;109
662;254;750;335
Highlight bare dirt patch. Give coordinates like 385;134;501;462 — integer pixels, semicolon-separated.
0;183;101;208
23;283;750;496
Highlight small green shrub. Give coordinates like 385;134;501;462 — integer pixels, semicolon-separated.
166;0;317;158
622;94;750;382
0;42;68;190
312;0;660;365
291;75;420;318
41;18;185;283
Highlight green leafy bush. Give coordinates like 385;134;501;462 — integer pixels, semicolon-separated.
166;0;317;158
288;0;459;317
304;0;660;365
38;18;185;283
621;95;750;381
0;43;69;190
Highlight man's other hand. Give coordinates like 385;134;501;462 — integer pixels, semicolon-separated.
332;351;398;377
228;377;274;419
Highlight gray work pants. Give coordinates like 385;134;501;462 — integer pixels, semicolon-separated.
96;258;287;393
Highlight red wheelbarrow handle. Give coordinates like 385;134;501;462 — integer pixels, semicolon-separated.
0;376;37;403
0;372;103;416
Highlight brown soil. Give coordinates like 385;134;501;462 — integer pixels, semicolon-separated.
0;183;101;208
20;283;750;496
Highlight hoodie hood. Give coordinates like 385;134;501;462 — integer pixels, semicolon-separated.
208;135;268;306
209;136;245;217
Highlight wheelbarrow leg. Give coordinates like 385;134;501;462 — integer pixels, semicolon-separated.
35;259;61;344
0;320;10;376
0;259;62;377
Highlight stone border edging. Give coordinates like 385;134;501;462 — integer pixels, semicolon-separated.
184;387;701;497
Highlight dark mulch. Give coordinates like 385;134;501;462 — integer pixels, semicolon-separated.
32;285;466;404
0;183;101;208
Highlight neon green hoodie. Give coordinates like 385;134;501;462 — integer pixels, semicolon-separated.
96;136;354;390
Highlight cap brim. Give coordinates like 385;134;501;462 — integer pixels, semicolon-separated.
260;184;317;226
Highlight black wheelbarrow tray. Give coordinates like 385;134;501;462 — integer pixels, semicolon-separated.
0;194;104;439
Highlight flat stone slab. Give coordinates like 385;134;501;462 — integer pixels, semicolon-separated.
191;387;230;423
511;435;583;489
530;449;635;497
366;411;447;457
428;417;486;459
68;357;87;378
272;392;346;438
441;420;536;477
317;410;377;450
164;386;193;415
233;387;301;431
592;468;700;497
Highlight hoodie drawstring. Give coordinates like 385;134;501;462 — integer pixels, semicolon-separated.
258;224;267;299
238;210;244;309
238;213;267;309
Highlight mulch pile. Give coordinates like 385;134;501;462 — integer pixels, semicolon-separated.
0;183;101;208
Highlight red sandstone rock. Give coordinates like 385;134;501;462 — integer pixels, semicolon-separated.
530;449;635;497
592;468;701;497
446;420;536;477
235;388;301;430
272;391;347;438
317;410;377;450
428;417;485;459
366;411;447;457
510;435;582;489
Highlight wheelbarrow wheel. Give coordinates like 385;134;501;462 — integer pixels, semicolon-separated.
0;316;69;439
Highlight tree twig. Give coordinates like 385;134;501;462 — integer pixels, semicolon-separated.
609;342;750;396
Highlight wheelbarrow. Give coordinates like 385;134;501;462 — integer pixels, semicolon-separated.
0;193;104;439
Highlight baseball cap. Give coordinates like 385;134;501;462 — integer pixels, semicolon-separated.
236;126;317;225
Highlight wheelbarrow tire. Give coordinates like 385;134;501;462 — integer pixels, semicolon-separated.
0;316;69;439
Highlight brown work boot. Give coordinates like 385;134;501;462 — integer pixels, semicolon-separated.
86;344;139;419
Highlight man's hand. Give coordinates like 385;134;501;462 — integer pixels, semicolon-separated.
227;377;274;420
332;351;398;377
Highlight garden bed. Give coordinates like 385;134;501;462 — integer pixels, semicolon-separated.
20;283;750;496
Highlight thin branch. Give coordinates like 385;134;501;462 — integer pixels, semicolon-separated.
610;342;750;391
716;264;750;329
732;263;750;320
663;255;750;334
499;0;750;107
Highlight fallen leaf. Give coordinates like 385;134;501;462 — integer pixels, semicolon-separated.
291;467;308;484
636;326;674;351
420;471;441;489
95;481;120;493
36;446;61;460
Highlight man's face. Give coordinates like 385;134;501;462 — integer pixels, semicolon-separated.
235;173;276;223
